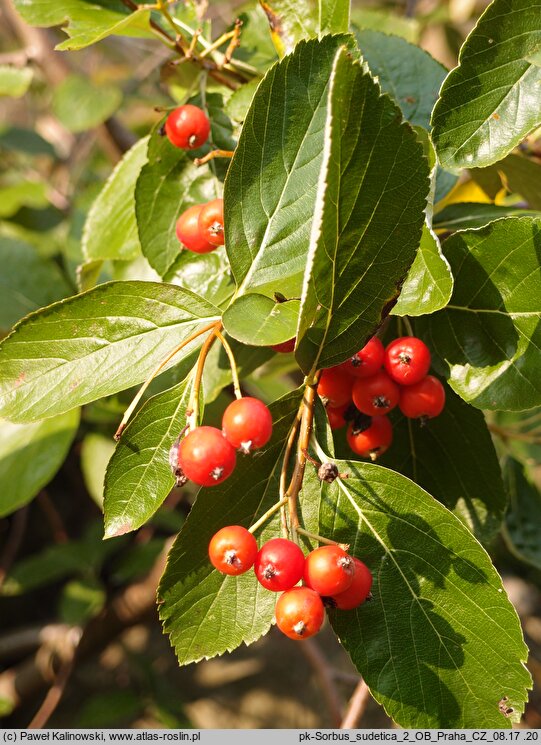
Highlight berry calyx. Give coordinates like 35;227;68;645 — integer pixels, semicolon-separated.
330;558;373;610
303;545;355;596
254;538;305;591
222;397;273;453
346;415;393;460
178;426;236;487
384;336;431;386
340;337;385;379
208;525;258;576
198;198;225;247
271;338;296;354
399;375;446;419
352;370;400;416
176;205;216;254
165;104;211;150
275;587;325;640
317;367;354;408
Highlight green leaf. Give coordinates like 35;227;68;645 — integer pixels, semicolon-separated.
158;389;302;665
0;281;220;423
378;387;507;543
295;48;429;373
83;137;148;262
164;246;234;309
0;181;48;218
13;0;151;51
350;7;419;43
80;432;116;508
103;375;194;538
0;126;56;157
309;448;531;727
0;65;33;98
225;79;261;124
224;35;356;300
421;217;541;411
433;202;541;231
59;578;106;625
52;75;122;133
355;30;447;131
234;8;279;73
502;456;541;570
201;336;274;404
258;0;317;56
135;126;217;278
223;295;300;346
431;0;541;170
471;153;541;210
0;408;79;517
319;0;349;35
0;235;72;334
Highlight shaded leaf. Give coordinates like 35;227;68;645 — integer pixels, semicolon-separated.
158;389;302;665
421;217;541;411
164;246;234;309
0;281;220;422
309;445;531;727
103;375;194;538
0;181;48;218
296;47;429;373
0;235;72;334
431;0;541;170
350;7;419;43
202;336;274;404
0;408;79;517
433;202;541;231
52;75;122;132
502;456;541;570
59;578;106;625
223;295;300;346
83;137;148;262
258;0;317;57
319;0;349;35
80;432;116;508
472;153;541;211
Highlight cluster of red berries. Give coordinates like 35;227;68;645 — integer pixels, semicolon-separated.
209;528;373;640
317;336;445;461
171;397;273;488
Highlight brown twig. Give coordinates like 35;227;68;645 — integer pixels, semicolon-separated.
27;633;80;729
488;423;541;443
37;492;68;544
298;638;343;727
193;149;235;167
340;678;371;728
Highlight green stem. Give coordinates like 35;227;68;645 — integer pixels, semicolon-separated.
248;497;289;534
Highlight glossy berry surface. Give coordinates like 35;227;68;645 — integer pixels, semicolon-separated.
178;426;236;487
331;558;373;610
326;403;350;430
271;338;296;354
208;525;258;576
198;198;224;246
346;415;393;460
399;375;446;419
352;370;400;416
340;337;385;379
384;336;431;386
275;587;325;640
303;545;355;596
176;205;216;254
222;397;273;453
317;367;354;408
254;538;305;592
165;104;210;149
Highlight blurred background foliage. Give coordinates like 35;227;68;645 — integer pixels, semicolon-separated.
1;0;541;729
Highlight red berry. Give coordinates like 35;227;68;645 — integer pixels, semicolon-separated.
327;403;350;430
176;205;216;254
303;545;355;596
317;367;354;408
208;525;258;576
399;375;446;419
346;416;392;460
384;336;431;386
178;426;236;487
275;587;325;640
352;370;400;416
271;338;296;353
254;538;305;591
331;558;373;610
165;104;210;149
198;198;224;247
340;337;384;379
222;397;273;453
